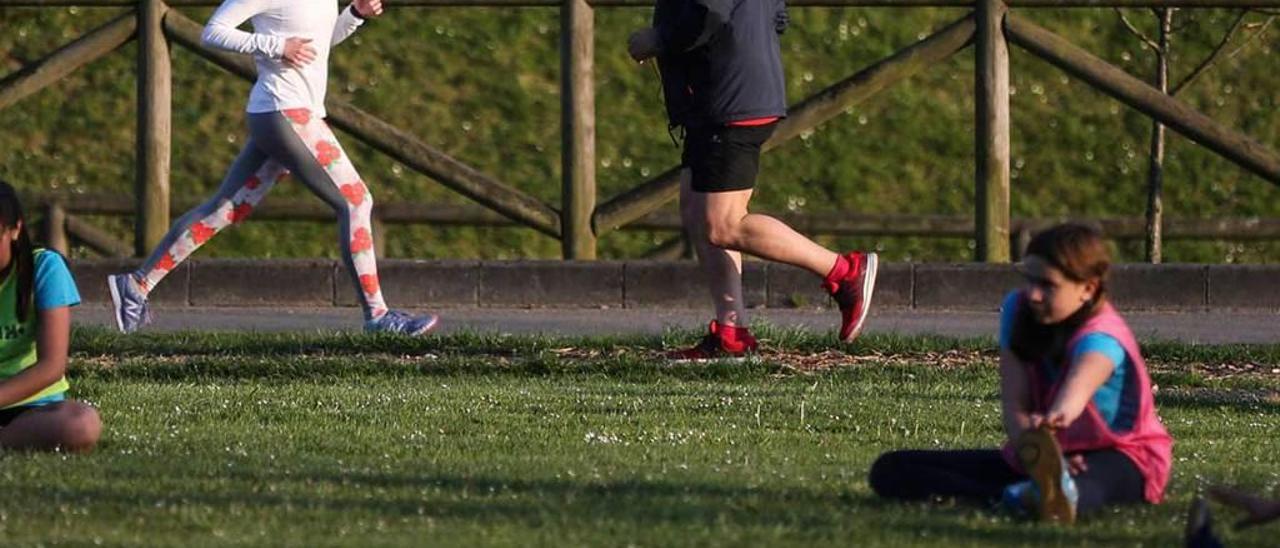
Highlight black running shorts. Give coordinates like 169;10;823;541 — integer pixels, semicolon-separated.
681;121;778;193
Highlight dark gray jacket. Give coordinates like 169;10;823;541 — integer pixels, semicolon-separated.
652;0;789;129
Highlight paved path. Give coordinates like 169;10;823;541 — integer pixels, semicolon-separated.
76;305;1278;344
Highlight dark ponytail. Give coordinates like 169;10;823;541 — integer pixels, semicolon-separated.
0;181;35;322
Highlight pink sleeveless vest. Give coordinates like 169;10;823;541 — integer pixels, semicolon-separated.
1003;300;1173;504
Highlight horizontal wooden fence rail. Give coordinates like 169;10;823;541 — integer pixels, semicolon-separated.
617;212;1280;241
0;12;136;112
67;214;134;257
38;203;136;258
30;194;517;226
31;193;1280;240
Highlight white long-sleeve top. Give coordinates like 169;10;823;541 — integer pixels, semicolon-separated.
201;0;365;118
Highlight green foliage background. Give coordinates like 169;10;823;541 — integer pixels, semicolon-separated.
2;5;1278;262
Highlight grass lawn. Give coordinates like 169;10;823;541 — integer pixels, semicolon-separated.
0;327;1275;546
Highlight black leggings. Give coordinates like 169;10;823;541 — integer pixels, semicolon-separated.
868;448;1146;515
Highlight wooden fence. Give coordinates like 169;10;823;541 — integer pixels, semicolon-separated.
3;0;1279;262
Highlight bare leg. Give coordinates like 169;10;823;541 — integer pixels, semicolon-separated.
0;400;101;453
680;169;747;327
676;121;875;345
702;188;839;276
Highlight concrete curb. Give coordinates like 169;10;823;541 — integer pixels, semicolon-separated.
70;259;1280;311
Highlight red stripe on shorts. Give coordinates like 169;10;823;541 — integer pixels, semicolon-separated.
727;116;781;127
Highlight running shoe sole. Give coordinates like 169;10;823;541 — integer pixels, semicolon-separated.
106;274;128;334
1017;427;1077;525
412;314;441;336
666;354;758;364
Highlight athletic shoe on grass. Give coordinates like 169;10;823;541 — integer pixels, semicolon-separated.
824;251;878;343
1000;479;1037;517
667;321;758;362
365;310;440;336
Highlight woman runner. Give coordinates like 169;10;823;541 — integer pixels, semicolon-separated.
108;0;438;336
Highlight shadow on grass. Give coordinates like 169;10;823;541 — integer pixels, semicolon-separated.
70;326;997;362
68;353;780;383
1;465;1177;546
1158;388;1280;415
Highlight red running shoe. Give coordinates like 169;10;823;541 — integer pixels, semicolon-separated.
824;252;879;342
667;321;759;361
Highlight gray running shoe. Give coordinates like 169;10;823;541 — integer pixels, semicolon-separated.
364;310;439;336
107;273;151;334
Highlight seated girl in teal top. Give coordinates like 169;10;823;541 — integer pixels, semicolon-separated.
0;180;101;453
14;249;82;406
1000;290;1137;431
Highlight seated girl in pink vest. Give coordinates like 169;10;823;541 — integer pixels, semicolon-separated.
869;223;1172;523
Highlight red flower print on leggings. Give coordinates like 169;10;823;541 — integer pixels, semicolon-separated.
316;141;342;167
360;274;380;296
227;203;253;224
190;222;216;245
156;253;176;272
350;227;373;254
283;108;311;125
340;182;366;206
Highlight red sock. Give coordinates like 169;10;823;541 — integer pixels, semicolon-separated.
823;254;851;290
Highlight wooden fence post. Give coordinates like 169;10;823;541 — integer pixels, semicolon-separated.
136;0;171;257
560;0;597;259
42;203;68;255
975;0;1011;262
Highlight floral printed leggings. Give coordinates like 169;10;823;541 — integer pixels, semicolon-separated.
135;109;388;320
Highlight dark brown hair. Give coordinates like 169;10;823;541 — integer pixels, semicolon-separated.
1008;223;1111;364
0;181;34;322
